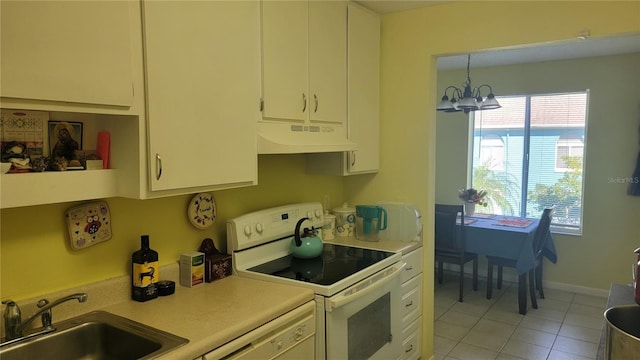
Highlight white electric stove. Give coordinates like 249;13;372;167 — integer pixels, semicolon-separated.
227;203;405;360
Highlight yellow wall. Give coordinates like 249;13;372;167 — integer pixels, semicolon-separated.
0;154;343;299
346;1;640;358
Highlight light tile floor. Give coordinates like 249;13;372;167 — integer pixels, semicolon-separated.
434;271;607;360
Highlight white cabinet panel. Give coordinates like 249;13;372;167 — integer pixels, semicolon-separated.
305;4;379;175
261;0;346;125
401;247;423;360
346;3;380;172
308;1;347;125
142;0;259;191
401;316;422;360
261;0;308;122
0;1;133;106
401;274;422;328
0;170;118;209
402;247;423;283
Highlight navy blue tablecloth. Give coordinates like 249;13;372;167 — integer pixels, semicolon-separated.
458;215;557;274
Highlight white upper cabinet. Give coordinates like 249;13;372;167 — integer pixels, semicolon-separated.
1;1;261;208
261;1;308;122
345;3;380;173
306;4;380;175
261;0;347;125
142;0;260;192
0;1;143;209
0;1;134;107
308;0;347;125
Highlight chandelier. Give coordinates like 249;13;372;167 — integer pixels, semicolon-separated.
436;54;501;114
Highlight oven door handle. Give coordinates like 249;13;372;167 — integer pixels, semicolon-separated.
327;262;406;312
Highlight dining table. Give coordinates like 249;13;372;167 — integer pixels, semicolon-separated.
457;213;558;314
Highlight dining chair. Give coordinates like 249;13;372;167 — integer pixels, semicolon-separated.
435;204;478;302
532;206;555;299
486;206;555;312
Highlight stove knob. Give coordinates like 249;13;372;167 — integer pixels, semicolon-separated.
315;209;322;219
256;223;264;233
306;211;314;219
243;225;252;236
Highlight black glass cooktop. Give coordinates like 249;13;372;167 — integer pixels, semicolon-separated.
247;243;396;285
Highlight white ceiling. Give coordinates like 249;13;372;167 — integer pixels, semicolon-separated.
353;1;640;70
354;0;444;14
437;34;640;70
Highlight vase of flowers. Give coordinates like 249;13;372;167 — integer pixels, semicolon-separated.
465;202;476;216
458;188;488;216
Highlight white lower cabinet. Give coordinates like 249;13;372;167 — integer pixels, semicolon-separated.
402;274;422;328
402;316;422;360
401;247;423;359
401;247;424;284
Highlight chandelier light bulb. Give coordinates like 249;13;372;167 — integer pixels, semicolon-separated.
436;54;501;114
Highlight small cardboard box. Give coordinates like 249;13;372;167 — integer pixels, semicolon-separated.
180;252;205;287
204;253;232;282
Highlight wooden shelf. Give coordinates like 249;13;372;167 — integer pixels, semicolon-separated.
0;169;119;209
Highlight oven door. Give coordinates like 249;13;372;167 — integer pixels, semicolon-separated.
324;262;405;360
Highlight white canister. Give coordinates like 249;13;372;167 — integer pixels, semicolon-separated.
321;211;336;240
333;203;356;237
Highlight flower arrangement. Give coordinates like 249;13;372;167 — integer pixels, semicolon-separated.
458;188;488;206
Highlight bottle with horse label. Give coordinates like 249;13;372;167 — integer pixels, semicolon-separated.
132;235;159;302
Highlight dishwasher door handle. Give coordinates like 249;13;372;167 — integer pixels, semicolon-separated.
327;262;406;312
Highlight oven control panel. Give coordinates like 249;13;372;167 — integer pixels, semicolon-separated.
227;202;324;251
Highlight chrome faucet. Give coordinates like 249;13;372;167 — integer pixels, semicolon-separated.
2;293;88;341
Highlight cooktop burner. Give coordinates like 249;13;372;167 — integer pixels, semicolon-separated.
247;243;396;285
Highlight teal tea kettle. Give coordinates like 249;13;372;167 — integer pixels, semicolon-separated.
290;217;323;259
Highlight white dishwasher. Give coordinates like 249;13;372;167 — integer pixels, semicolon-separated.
200;301;315;360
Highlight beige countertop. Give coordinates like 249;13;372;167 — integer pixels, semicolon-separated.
104;276;314;359
327;236;422;255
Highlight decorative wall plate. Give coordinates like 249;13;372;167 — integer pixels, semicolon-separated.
188;193;216;229
65;201;112;250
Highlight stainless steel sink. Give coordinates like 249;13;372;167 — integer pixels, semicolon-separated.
604;304;640;360
0;310;188;360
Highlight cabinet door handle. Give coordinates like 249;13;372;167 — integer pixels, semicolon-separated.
314;94;318;113
155;153;162;180
350;151;356;167
405;300;413;307
405;344;413;353
406;265;414;271
302;93;307;113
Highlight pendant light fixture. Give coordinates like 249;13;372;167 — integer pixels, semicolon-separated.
436;54;501;114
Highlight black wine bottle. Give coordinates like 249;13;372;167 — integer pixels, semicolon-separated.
132;235;159;302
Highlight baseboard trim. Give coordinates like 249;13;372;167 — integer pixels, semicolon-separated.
438;264;609;298
540;280;609;298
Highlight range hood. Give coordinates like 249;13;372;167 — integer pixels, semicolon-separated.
257;122;356;154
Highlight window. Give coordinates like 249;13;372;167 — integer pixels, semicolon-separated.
479;135;505;171
555;135;584;171
471;92;588;234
